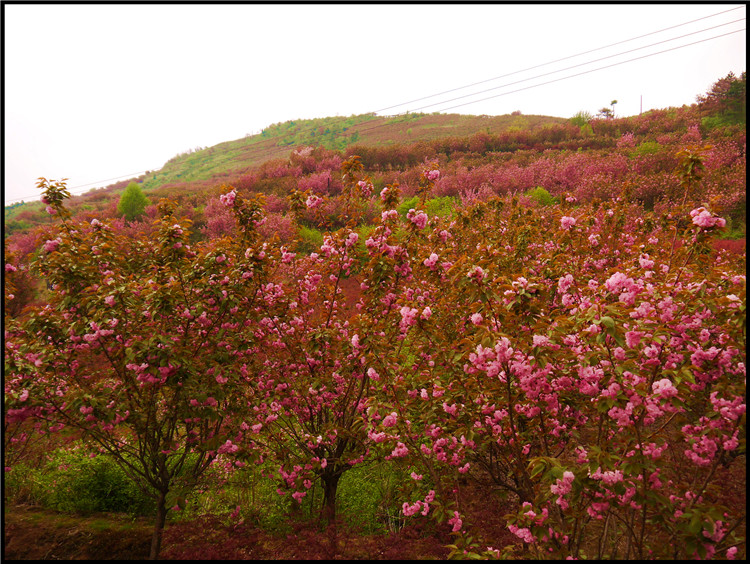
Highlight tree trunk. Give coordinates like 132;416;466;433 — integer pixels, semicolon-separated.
321;472;341;559
321;472;341;524
149;490;168;560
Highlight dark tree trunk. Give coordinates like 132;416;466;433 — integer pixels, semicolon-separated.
321;472;341;524
321;471;342;558
149;490;168;560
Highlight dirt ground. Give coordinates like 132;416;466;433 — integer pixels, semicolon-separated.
3;504;460;560
3;478;521;560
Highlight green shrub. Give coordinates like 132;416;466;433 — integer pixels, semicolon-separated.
397;196;420;218
570;110;593;127
398;196;457;219
631;140;661;157
117;182;150;221
524;186;557;207
9;449;156;516
296;225;324;254
425;196;457;218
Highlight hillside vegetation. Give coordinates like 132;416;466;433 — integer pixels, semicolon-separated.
4;71;746;561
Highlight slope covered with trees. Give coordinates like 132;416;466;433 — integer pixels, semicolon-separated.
4;72;746;560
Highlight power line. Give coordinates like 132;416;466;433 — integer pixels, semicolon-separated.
5;170;158;205
430;28;745;114
372;5;745;114
404;18;745;114
183;10;745;167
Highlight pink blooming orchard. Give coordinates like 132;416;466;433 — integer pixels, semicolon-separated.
4;145;746;560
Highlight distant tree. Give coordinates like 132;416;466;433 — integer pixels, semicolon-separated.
597;107;614;120
610;99;618;118
117;182;149;221
697;71;746;125
570;110;593;127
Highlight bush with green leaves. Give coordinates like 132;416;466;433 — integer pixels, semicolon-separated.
524;186;558;207
6;448;155;516
117;181;150;221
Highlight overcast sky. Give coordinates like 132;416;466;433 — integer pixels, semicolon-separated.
4;3;746;205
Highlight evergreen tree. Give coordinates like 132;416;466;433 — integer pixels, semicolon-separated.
117;182;149;221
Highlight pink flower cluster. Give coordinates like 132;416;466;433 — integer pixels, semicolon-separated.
407;209;428;229
306;194;322;209
219;190;236;207
43;238;62;253
560;216;577;230
690;207;726;229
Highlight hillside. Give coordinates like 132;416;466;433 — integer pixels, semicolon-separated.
4;72;746;561
3;112;565;228
124;112;568;193
4;71;745;246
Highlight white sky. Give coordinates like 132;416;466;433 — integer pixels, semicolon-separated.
3;3;746;205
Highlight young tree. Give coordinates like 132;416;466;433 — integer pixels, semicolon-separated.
117;181;150;221
5;180;272;559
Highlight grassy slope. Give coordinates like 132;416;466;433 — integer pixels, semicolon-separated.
138;112;567;192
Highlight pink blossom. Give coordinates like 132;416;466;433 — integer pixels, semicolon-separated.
638;254;655;269
219;190;236;207
357;180;373;197
390;442;408;458
508;524;534;543
652;378;678;398
625;330;641;349
218;440;239;454
532;335;551;347
690;207;726;229
470;313;483;325
43;238;62;253
560;216;577;230
402;501;422;517
423;252;439;268
448;511;463;532
425;169;440;181
382;411;398;427
467;265;486;282
558;274;574;294
399;306;419;330
306;194;322;209
443;402;458;416
407;209;428;229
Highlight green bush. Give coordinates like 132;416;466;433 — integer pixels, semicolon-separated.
8;449;155;516
570;110;593;127
397;196;420;218
117;182;150;221
524;186;557;207
398;196;457;219
296;225;324;254
425;196;457;218
630;140;661;157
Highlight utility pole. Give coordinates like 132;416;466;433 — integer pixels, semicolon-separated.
640;95;643;115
